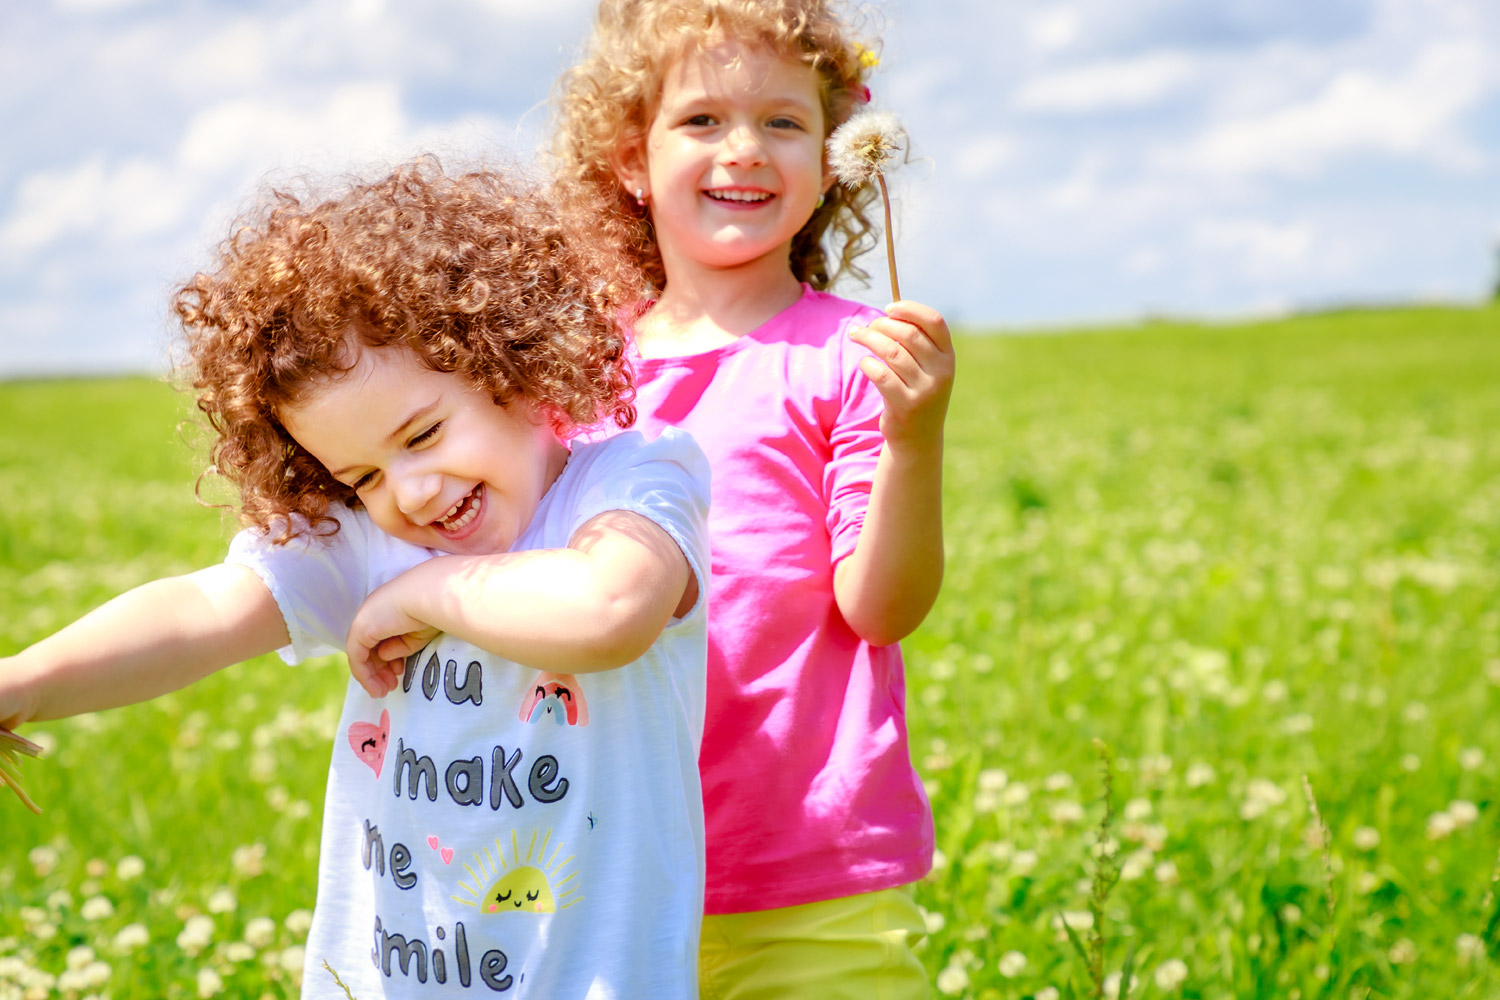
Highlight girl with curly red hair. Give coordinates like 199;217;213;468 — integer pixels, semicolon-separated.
0;159;711;998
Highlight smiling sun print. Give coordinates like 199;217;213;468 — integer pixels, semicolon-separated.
452;828;581;914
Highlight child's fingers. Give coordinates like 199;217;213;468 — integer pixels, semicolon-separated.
850;321;945;392
884;300;954;355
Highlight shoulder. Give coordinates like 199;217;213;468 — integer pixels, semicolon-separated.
786;288;884;343
567;428;710;495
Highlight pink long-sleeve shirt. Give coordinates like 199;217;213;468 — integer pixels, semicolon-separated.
628;286;934;914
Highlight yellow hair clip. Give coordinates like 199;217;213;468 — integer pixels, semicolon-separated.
854;43;880;69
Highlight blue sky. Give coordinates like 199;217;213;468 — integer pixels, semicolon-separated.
2;0;1497;376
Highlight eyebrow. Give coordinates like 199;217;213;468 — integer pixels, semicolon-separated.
327;398;441;481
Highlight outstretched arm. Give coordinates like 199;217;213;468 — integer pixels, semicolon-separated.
835;300;955;647
345;509;696;698
0;564;290;729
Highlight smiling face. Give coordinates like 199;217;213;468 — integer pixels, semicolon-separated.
622;42;831;282
278;342;570;556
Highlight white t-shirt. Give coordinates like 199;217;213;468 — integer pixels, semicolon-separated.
228;429;710;999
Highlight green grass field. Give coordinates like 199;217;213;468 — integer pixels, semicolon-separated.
2;305;1497;998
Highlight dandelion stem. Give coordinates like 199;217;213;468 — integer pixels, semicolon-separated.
875;173;901;302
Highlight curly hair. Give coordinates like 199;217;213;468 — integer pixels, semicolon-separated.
550;0;882;299
174;158;635;542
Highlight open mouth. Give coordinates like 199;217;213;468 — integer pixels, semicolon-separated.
705;189;773;204
434;485;481;534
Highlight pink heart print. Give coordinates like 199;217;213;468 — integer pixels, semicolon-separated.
348;710;391;778
428;835;440;849
427;835;454;864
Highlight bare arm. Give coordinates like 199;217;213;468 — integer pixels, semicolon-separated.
834;300;955;647
345;510;696;698
0;564;290;729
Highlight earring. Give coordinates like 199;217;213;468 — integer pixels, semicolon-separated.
816;193;826;209
635;188;647;208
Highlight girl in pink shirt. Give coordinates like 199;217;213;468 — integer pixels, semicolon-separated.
554;2;955;996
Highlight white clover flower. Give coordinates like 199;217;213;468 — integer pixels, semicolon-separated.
243;916;276;949
1058;910;1094;931
1123;797;1152;821
1043;772;1074;791
1448;800;1479;826
278;944;306;975
1280;903;1301;925
1352;826;1380;851
1456;933;1485;964
1154;860;1180;884
1459;747;1485;770
934;964;969;994
1402;701;1428;722
1120;849;1153;881
116;856;146;881
1036;989;1060;1000
223;942;255;963
827;110;905;188
1356;871;1381;894
997;950;1027;977
28;846;59;877
112;924;149;951
1002;783;1031;806
206;888;237;914
231;843;267;879
1283;713;1314;734
84;858;108;878
1104;971;1138;998
1155;958;1189;990
46;889;74;911
176;915;215;955
931;848;949;871
977;768;1008;792
1262;680;1288;703
921;908;946;935
1388;938;1417;964
196;967;224;998
66;946;96;971
1400;753;1421;772
80;896;114;922
284;909;314;939
1012;849;1038;875
1426;811;1457;840
1049;800;1086;824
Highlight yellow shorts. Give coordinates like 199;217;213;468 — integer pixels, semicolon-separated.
699;886;930;1000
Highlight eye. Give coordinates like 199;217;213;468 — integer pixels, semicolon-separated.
495;890;512;903
555;687;572;702
684;113;717;127
408;421;442;447
526;890;539;902
350;470;379;492
768;116;804;130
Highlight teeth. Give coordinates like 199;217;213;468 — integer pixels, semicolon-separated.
436;488;479;531
708;189;771;202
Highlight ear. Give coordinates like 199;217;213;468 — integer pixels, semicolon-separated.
609;135;650;204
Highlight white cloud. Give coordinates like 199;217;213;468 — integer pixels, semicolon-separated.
1192;218;1317;278
1177;41;1490;177
1027;8;1081;54
176;83;408;174
953;134;1016;180
1014;52;1198;113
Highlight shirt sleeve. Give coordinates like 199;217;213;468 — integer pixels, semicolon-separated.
567;428;713;628
823;308;887;564
224;509;379;665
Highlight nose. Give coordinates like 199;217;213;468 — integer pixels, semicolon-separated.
390;466;442;520
720;124;767;166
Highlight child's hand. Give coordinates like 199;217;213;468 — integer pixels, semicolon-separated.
346;585;440;699
848;300;955;449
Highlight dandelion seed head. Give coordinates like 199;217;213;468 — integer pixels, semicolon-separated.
827;110;906;188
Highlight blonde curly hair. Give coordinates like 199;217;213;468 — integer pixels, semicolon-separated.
174;157;635;542
551;0;881;298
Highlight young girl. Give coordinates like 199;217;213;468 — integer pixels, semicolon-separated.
0;161;712;998
553;2;955;996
